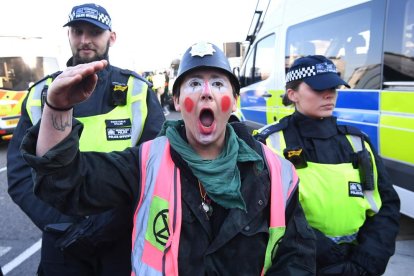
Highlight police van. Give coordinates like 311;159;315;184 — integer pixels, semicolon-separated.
236;0;414;217
0;36;60;140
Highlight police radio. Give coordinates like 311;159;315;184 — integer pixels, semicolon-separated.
355;149;375;191
111;82;128;106
283;147;308;169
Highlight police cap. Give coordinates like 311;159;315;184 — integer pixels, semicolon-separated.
286;55;350;90
63;3;112;31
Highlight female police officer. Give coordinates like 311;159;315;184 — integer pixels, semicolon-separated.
254;55;400;276
20;42;316;275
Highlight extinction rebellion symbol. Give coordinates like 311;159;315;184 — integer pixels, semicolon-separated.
153;209;170;246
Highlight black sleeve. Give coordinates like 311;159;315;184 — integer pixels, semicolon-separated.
349;138;401;275
20;120;141;217
137;87;165;145
266;184;316;275
7;97;78;230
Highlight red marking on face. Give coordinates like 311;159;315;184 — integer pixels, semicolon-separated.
204;80;209;92
184;97;194;113
221;95;231;112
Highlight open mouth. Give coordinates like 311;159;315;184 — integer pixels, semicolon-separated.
200;109;214;127
198;108;215;134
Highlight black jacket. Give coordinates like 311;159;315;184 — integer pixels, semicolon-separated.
257;112;400;276
21;121;316;275
7;62;164;248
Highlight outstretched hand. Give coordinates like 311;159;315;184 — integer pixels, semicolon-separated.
47;60;108;109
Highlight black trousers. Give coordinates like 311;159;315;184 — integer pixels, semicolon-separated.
38;231;131;276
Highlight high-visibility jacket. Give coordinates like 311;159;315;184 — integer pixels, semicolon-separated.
256;126;382;243
131;136;298;275
25;74;149;152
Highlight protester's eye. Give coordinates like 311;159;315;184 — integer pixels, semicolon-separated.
189;80;202;88
212;81;224;89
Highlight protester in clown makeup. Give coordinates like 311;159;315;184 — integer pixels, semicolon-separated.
20;42;316;275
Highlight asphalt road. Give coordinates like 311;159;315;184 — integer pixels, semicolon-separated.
0;111;413;275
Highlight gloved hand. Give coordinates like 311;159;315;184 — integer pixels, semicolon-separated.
318;261;367;276
314;228;353;267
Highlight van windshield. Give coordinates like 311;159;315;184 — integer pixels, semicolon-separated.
0;57;59;91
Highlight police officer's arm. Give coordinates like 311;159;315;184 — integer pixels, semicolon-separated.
36;60;107;156
21;119;140;216
7;97;78;230
266;182;316;275
349;138;400;275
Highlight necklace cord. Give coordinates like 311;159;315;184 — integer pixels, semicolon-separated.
198;180;207;201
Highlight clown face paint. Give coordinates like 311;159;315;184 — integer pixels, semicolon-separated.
184;97;194;113
221;95;231;112
176;69;237;159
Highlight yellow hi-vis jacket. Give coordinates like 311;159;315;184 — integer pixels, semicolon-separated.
25;75;148;152
260;129;381;243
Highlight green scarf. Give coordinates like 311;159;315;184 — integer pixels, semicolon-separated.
158;120;264;210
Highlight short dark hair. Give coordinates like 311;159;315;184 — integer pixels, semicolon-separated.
282;79;302;106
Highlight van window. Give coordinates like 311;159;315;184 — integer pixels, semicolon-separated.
0;57;58;91
240;34;275;87
285;0;386;89
383;0;414;85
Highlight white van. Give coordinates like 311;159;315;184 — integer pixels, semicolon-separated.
237;0;414;217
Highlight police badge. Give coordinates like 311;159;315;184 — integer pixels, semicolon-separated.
190;41;216;57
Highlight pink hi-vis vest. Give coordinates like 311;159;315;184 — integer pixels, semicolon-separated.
131;136;298;276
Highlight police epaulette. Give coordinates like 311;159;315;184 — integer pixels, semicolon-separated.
337;124;368;140
28;71;62;90
120;69;151;86
254;116;289;142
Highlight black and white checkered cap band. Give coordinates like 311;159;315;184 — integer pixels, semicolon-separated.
285;66;316;82
69;7;112;29
286;62;338;83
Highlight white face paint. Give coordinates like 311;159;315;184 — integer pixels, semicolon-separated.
182;75;230;94
174;69;237;159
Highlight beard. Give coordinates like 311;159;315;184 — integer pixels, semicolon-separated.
72;41;110;66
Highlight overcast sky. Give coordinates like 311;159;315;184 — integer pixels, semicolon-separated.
1;0;258;72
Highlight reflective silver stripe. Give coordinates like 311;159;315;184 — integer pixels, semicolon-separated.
132;137;168;276
348;135;379;213
29;79;48;124
262;132;295;204
277;153;297;205
364;190;379;213
262;144;297;210
349;135;362;151
130;77;146;146
268;132;282;154
330;232;358;244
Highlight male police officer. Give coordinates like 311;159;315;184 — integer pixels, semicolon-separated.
7;3;164;275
